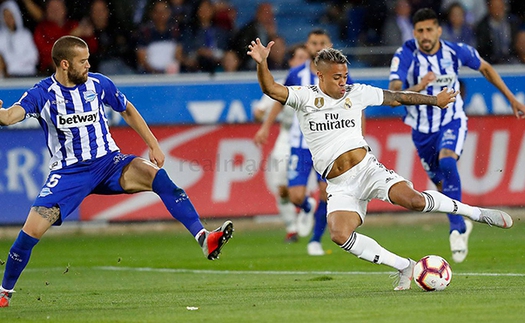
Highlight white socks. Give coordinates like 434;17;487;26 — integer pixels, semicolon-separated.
278;197;298;233
340;232;410;271
421;190;480;221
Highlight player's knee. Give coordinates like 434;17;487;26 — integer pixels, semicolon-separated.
277;186;288;198
288;193;304;206
439;156;458;177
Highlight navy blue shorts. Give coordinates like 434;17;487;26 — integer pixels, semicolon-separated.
287;147;323;187
412;118;467;185
33;151;136;224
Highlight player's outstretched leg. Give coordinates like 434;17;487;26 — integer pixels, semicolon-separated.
337;230;415;291
421;190;513;229
198;220;234;260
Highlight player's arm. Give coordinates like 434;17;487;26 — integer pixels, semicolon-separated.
0;101;26;126
478;59;525;119
247;38;289;105
388;72;436;93
382;88;458;109
119;101;165;167
253;101;284;146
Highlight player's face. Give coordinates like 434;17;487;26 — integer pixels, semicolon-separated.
318;63;348;99
67;46;90;85
306;34;332;59
413;19;442;54
288;48;309;68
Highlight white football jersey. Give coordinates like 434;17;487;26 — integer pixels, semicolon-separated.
285;83;383;175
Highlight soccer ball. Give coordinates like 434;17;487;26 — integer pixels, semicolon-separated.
413;255;452;291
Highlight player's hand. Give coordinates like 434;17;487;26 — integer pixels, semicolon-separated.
436;87;458;109
253;127;269;146
149;146;165;168
0;100;3;109
421;71;436;88
247;38;274;64
510;99;525;119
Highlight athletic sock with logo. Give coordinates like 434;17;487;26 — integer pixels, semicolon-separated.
2;230;39;290
440;157;466;233
421;190;480;221
339;232;410;271
152;169;204;237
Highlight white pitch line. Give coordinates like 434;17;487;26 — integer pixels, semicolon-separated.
94;266;525;277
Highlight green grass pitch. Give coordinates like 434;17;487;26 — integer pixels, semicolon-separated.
1;213;524;322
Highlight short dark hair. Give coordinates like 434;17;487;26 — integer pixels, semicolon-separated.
51;36;88;67
314;48;348;66
412;8;439;25
308;28;331;40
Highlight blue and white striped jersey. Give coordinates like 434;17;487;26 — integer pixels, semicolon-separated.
285;61;353;149
389;39;481;133
17;73;128;170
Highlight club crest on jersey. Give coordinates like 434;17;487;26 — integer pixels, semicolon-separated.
345;98;352;109
38;187;52;197
314;97;324;109
440;58;452;68
83;90;97;102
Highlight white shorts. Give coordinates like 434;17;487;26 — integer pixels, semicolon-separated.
326;153;410;223
269;129;290;188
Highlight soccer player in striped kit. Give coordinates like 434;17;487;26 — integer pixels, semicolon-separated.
0;36;233;307
388;8;525;263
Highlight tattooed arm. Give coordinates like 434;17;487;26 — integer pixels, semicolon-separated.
382;88;458;109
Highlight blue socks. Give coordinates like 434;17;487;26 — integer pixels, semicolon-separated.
298;197;312;213
152;169;204;237
2;231;39;290
310;200;327;243
440;157;466;233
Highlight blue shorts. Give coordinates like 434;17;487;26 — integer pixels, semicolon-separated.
33;151;136;225
287;147;323;187
412;118;467;185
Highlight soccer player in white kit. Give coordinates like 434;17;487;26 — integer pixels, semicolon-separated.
248;39;514;290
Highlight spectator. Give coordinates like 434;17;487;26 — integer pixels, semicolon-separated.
33;0;98;75
229;2;278;70
169;0;192;27
218;49;240;72
213;0;236;32
510;29;525;64
441;2;475;46
441;0;487;27
475;0;521;64
88;0;135;75
136;0;184;74
181;0;231;73
267;35;287;70
381;0;413;46
16;0;45;31
0;1;38;77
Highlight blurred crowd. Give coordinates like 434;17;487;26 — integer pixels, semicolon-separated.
0;0;524;78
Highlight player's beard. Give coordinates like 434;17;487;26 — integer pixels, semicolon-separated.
67;66;88;85
420;39;437;54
